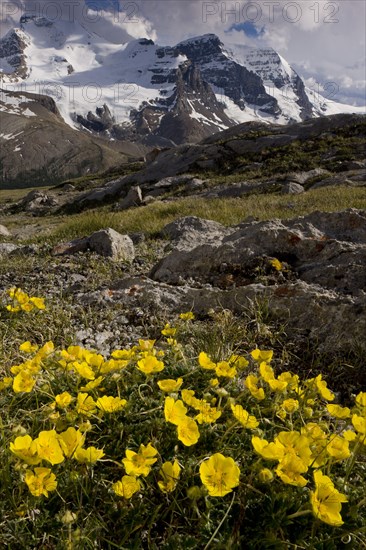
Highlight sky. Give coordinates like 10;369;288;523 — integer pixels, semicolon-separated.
0;0;365;106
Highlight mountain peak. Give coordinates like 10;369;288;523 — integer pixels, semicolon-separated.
177;33;221;46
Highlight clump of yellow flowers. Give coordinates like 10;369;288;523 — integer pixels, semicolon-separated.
1;295;365;547
5;287;46;313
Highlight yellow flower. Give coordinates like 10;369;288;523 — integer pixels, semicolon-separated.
6;288;46;313
270;258;283;271
326;404;351;419
137;355;164;375
80;377;104;392
275;431;312;468
36;341;54;360
137;339;156;351
13;370;36;393
310;470;348;526
72;361;95;380
181;389;201;408
157;378;183;392
251;436;285;461
355;392;366;408
228;355;249;369
164;396;188;425
267;378;288;392
195;402;221;424
74;446;105;464
0;377;12;391
57;428;85;458
281;399;299;414
55;392;74;408
34;430;65;465
245;375;265;401
76;393;97;417
161;323;177;337
231;404;258;429
25;467;57;497
251;349;273;363
158;460;181;493
100;359;128;374
352;414;366;435
278;371;299;390
200;453;240;497
29;297;46;310
343;430;357;442
198;352;216;370
177;417;200;446
326;435;350;461
111;348;136;360
259;362;275;381
209;378;219;388
215;361;236;378
19;341;39;354
96;395;127;413
123;443;158;477
179;312;195;321
166;337;178;346
112;476;141;499
258;468;274;483
10;435;40;465
308;375;335;401
276;462;308;487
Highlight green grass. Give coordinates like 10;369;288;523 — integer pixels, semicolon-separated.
34;186;366;245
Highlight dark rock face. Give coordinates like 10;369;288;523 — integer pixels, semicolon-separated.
175;35;278;114
0;29;28;78
76;104;115;133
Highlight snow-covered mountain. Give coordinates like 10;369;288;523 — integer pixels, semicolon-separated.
0;14;364;146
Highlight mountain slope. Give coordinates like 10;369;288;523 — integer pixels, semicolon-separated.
0;89;145;188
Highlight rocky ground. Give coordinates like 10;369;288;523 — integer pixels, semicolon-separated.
1;207;365;362
1;113;365;398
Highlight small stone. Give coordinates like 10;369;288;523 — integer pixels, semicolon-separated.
281;182;305;195
89;228;135;262
118;186;143;210
0;224;11;237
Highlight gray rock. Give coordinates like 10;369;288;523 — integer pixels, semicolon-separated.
19;190;59;212
310;175;355;189
9;244;39;256
0;243;19;255
151;209;366;295
52;237;90;256
161;216;231;251
346;160;366;170
281;182;305;194
89;228;135;262
118;186;143;210
285;168;330;185
0;224;11;237
62;183;76;191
